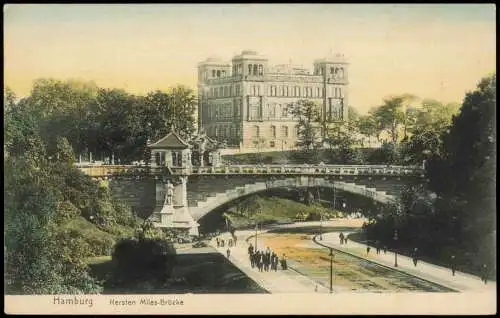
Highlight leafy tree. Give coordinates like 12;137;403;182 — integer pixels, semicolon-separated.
371;94;418;144
356;113;380;147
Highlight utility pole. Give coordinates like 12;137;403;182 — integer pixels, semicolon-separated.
329;247;334;293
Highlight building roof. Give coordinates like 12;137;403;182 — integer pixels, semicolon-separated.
232;50;268;61
314;53;349;64
148;131;191;149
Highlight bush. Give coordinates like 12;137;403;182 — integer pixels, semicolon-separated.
111;237;177;287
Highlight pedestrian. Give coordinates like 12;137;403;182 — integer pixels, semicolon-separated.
481;264;488;284
258;252;264;272
383;245;387;254
450;255;456;276
234;236;238;245
216;237;220;247
344;237;348;245
221;239;225;247
250;251;255;268
412;248;419;267
339;233;345;245
248;243;254;255
281;253;288;270
226;248;231;258
366;245;371;255
376;241;381;255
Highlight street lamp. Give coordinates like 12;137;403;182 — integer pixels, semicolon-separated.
393;229;398;267
329;247;335;293
317;187;323;240
255;208;260;251
394;203;400;267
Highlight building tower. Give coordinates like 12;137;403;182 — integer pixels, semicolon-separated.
314;53;349;125
197;57;232;131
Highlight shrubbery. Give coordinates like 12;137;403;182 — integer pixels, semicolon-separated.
110;237;177;287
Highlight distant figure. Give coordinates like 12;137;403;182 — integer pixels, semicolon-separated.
280;253;288;270
344;237;348;245
258;252;264;272
339;233;345;245
228;238;233;247
216;238;220;248
412;248;419;267
226;248;231;258
450;255;456;276
481;264;489;284
376;241;381;255
383;245;388;254
221;239;225;247
271;252;278;271
366;246;371;255
248;243;254;255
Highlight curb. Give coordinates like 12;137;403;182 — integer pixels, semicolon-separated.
312;234;458;292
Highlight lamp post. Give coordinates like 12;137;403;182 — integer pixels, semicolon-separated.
393;229;398;267
329;247;334;293
318;186;323;240
393;202;400;267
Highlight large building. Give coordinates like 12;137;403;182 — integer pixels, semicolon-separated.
197;50;349;150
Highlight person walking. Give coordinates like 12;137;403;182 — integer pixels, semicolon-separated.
412;248;419;267
450;255;456;276
281;253;288;270
383;245;387;254
481;264;489;284
376;241;381;255
216;237;220;248
366;245;371;255
339;233;345;245
226;248;231;258
258;252;264;272
221;239;225;247
344;236;348;245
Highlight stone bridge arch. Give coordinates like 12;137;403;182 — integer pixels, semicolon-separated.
188;176;401;222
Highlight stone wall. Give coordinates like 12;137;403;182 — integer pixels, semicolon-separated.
108;177;156;219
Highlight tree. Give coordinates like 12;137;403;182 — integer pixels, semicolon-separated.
356;113;380;147
287;99;324;163
371;94;418;144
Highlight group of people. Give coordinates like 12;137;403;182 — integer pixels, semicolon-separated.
216;236;237;248
247;244;287;272
338;232;348;245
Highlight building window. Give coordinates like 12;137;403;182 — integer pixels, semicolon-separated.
270;125;276;137
295;86;300;97
236;85;240;95
259;64;263;76
282;104;288;117
294;125;300;136
222;70;226;77
212;70;216;77
316;87;320;97
217;70;221;78
253;64;258;76
248;64;253;75
281;126;289;137
269;104;276;119
270;141;275;148
285;86;289;97
252;125;260;138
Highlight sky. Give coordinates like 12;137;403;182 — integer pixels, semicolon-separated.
4;4;496;113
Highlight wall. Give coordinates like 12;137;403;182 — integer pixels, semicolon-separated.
108;177;157;219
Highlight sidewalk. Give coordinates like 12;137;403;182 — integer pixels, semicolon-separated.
210;231;334;293
318;231;496;293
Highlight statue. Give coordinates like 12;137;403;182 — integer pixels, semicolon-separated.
165;181;174;206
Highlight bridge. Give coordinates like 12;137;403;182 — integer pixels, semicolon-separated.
78;131;425;236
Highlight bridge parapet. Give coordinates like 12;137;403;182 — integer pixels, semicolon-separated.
79;164;423;178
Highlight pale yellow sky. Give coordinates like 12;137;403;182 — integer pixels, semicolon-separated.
3;4;496;113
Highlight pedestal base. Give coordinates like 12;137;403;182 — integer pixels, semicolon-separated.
150;205;200;237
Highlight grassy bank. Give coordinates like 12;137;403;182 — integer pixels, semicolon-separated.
223;196;345;229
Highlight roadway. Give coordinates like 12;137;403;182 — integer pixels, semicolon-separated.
209;220;496;294
315;231;496;293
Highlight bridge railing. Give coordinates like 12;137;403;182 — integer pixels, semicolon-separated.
78;164;423;177
189;164;423;176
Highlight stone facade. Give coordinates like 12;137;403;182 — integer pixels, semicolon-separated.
197;50;349;150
